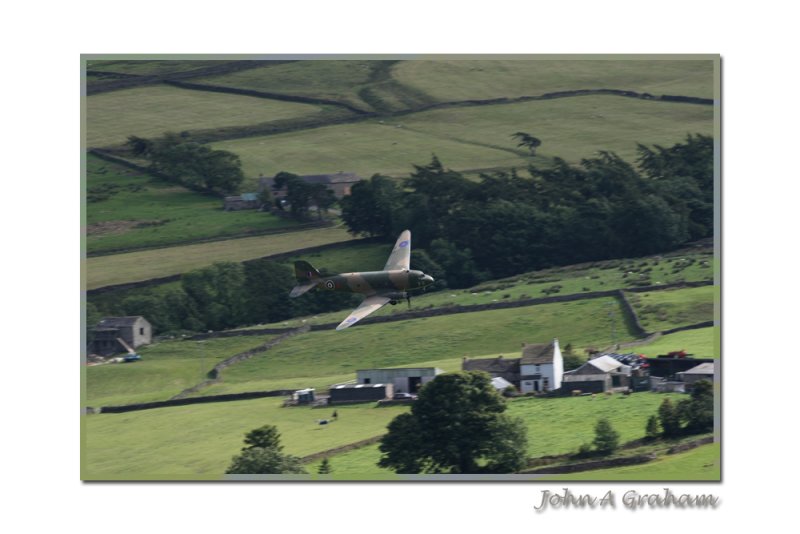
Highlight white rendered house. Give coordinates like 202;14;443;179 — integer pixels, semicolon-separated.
519;339;563;393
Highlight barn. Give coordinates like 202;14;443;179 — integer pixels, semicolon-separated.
561;355;631;394
356;367;442;395
91;316;152;356
329;383;393;404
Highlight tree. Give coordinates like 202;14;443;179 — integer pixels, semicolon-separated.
679;379;714;434
243;425;283;451
658;397;682;437
378;371;528;474
592;418;620;455
226;447;306;475
226;424;306;475
317;458;333;474
512;132;542;156
645;415;660;440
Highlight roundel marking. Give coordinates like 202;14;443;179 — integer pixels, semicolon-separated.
399;240;409;248
325;280;335;289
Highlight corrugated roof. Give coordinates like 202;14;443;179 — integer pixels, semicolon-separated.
491;376;514;390
587;355;623;373
679;362;715;375
521;343;554;365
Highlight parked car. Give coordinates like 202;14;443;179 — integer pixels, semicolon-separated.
393;392;418;400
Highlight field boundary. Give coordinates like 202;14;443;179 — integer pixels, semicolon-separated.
184;281;714;340
89;85;713;150
86;237;381;296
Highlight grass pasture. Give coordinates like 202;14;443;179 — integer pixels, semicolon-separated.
84;334;278;407
627;285;717;332
394;59;715;102
86;59;229;77
634;327;719;359
547;442;720;481
86;155;298;254
211;94;712;179
85;225;356;289
82;398;409;479
85;84;325;148
200;298;634;396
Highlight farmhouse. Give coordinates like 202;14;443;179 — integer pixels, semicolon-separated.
357;367;442;394
519;339;564;394
462;356;520;387
329;383;393;404
462;339;563;392
223;192;260;211
260;172;363;199
91;316;152;356
562;355;631;394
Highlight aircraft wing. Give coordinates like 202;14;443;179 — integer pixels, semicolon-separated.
335;295;392;330
383;229;411;271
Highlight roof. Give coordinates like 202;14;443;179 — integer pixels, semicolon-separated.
679;362;716;375
95;316;146;328
521;343;555;365
565;355;623;376
357;367;442;373
491;377;514;390
240;193;258;201
587;355;624;373
332;383;389;389
463;357;520;374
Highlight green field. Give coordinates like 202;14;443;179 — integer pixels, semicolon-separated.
85;155;299;253
85;225;356;289
634;327;719;359
547;442;720;481
628;285;717;332
197;60;383;112
84;334;277;407
306;393;710;477
211;95;712;180
199;298;633;395
86;59;229;76
394;59;714;102
85;84;325;148
82;399;408;479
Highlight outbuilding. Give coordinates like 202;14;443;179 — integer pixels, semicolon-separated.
677;362;716;387
356;367;442;394
329;383;393;404
91;316;152;356
562;355;631;394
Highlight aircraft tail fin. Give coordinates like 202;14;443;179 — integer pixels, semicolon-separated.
294;261;321;282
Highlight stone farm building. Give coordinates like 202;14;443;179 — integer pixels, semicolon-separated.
91;316;152;356
462;339;563;393
259;172;363;200
329;383;393;404
356;367;443;394
562;355;631;394
677;362;716;387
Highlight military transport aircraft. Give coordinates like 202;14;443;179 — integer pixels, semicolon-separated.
289;230;434;330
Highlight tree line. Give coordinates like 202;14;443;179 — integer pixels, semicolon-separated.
341;134;713;289
127;133;245;195
87;260;361;336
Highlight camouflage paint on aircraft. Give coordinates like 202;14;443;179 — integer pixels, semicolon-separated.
289;230;434;330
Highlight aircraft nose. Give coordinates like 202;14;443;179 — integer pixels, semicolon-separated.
423;275;434;285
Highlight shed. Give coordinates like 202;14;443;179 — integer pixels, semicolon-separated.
91;316;151;356
562;355;631;393
357;367;442;394
490;376;514;391
677;362;716;386
329;383;393;404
